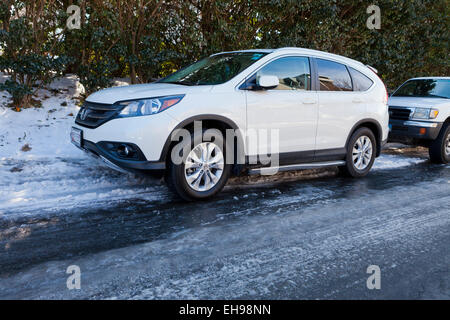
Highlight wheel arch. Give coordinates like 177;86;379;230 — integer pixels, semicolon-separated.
346;119;383;157
159;114;245;169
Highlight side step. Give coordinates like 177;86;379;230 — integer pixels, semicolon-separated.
248;160;346;175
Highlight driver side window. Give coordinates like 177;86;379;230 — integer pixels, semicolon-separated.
257;56;311;91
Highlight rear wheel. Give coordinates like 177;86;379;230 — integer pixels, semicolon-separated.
166;129;231;201
429;123;450;164
340;127;377;178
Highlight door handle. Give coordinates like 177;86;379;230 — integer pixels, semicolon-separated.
353;98;363;103
302;99;317;104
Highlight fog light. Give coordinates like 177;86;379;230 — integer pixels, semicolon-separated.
98;141;144;161
117;144;132;157
419;128;427;135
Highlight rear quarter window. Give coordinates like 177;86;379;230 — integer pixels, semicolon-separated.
349;67;374;92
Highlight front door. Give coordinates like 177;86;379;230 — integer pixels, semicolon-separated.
245;56;319;162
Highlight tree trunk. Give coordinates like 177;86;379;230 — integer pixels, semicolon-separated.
130;65;137;84
13;94;33;110
130;31;138;84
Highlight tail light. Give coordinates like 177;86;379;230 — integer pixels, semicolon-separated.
367;65;388;104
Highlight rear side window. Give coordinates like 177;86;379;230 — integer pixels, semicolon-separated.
349;67;374;91
257;56;311;90
317;59;352;91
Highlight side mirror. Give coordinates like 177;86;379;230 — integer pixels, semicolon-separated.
257;75;279;90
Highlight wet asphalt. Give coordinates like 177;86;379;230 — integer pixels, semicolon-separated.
0;147;449;299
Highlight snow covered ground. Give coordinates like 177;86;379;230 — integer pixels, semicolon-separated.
0;75;82;159
0;75;429;219
0;75;167;218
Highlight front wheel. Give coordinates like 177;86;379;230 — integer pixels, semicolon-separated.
340;127;377;178
166;129;231;201
429;123;450;164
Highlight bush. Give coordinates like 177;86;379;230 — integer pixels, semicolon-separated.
1;0;448;104
62;2;121;96
0;1;72;109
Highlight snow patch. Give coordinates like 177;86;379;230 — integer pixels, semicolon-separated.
373;154;426;170
0;75;164;217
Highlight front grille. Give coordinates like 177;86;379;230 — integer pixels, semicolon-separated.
389;106;412;120
75;101;121;128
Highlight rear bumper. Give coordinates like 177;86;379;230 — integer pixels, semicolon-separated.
73;139;166;173
389;119;443;144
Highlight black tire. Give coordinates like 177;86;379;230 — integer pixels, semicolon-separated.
340;127;377;178
429;123;450;164
166;128;231;201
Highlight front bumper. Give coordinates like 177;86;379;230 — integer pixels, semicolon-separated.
73;139;166;173
389;119;443;144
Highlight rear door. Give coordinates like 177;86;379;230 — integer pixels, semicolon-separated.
314;58;363;158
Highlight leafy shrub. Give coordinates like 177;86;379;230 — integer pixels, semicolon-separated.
0;1;70;109
1;0;448;105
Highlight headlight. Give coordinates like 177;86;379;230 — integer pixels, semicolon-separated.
118;95;185;118
411;107;439;120
411;108;429;119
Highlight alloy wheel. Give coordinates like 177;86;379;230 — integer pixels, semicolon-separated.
184;142;225;192
445;132;450;156
352;136;373;171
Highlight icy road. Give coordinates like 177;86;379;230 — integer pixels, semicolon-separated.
0;146;449;299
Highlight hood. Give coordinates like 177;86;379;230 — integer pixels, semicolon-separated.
388;96;450;109
86;83;213;104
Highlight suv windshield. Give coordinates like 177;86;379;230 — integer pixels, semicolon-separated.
393;79;450;99
159;52;268;86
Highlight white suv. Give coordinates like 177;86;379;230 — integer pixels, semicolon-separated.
71;48;389;200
